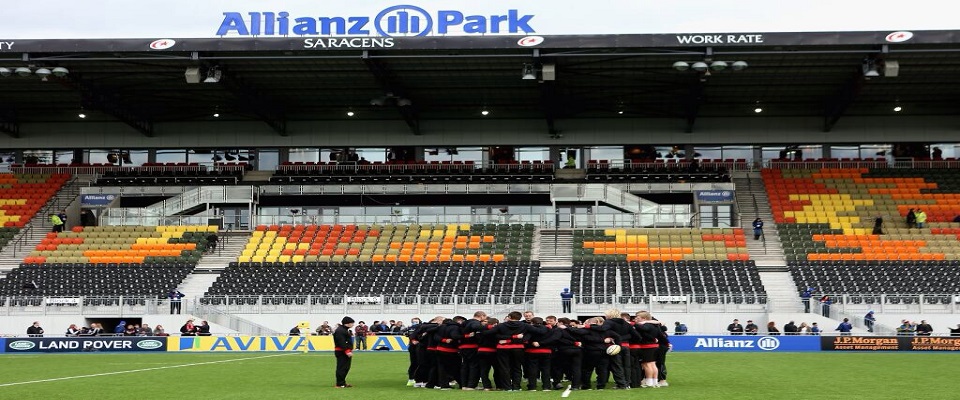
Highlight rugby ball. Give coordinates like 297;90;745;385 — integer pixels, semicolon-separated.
605;344;622;355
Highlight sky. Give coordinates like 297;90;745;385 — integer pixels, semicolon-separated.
1;0;956;39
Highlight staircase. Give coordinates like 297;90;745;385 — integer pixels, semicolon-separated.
0;177;85;274
758;271;804;313
537;229;573;268
177;233;248;297
733;171;786;267
532;272;573;315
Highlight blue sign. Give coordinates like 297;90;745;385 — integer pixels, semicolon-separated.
0;338;4;353
696;190;735;203
671;335;821;352
5;337;167;353
216;5;536;37
80;194;117;207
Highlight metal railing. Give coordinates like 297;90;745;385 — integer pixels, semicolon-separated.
191;302;279;335
813;294;960;315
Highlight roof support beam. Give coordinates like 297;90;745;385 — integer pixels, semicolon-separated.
215;66;288;136
58;76;155;137
362;51;421;136
822;69;866;132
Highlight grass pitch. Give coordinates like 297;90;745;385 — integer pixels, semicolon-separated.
0;352;956;399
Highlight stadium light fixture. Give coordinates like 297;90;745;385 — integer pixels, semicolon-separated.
731;61;748;71
481;109;490;116
672;61;690;71
14;67;31;77
0;67;11;77
346;111;355;117
691;62;709;72
521;64;537;80
52;67;69;77
203;66;222;83
893;105;902;112
862;58;881;78
674;60;747;73
78;113;87;119
710;61;728;71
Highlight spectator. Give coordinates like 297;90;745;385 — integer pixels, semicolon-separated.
820;295;832;318
864;311;876;333
181;319;198;336
800;287;814;313
950;324;960;337
49;213;64;232
752;218;764;240
674;321;688;335
154;325;169;336
27;321;44;337
124;324;138;336
798;322;810;335
290;326;301;336
114;320;127;335
933;146;943;160
872;215;884;235
836;318;853;336
953;215;960;223
205;233;219;254
354;321;369;350
168;290;185;314
197;321;212;336
317;321;333;336
767;321;780;335
370;321;381;334
376;320;389;333
140;324;152;336
916;320;933;336
896;320;915;336
811;323;821;335
726;319;744;335
906;208;917;229
915;209;928;229
65;324;81;336
89;323;103;336
561;288;573;313
391;320;404;334
744;320;758;335
783;321;798;335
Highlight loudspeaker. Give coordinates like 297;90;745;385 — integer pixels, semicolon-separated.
185;67;202;84
883;60;899;77
541;63;556;81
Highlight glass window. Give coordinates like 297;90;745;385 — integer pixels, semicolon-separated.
860;144;891;159
720;146;753;162
258;149;279;171
289;148;320;163
423;147;483;163
516;147;549;163
831;145;859;160
930;143;958;159
694;146;722;160
22;150;53;164
156;150;187;164
588;146;625;162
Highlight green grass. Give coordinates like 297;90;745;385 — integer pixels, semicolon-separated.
0;352;957;399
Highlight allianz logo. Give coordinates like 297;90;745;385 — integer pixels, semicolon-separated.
694;337;780;350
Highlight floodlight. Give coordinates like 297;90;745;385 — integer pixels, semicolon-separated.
710;61;728;71
731;61;748;71
522;64;537;80
0;67;10;77
35;68;51;78
14;67;31;77
691;62;709;72
52;67;69;77
672;61;690;71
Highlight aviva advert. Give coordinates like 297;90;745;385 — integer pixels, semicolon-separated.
171;336;409;352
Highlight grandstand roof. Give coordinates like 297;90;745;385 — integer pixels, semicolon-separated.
2;35;960;136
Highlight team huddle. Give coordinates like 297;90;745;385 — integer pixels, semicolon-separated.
333;309;671;391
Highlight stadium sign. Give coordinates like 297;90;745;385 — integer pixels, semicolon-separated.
216;6;536;37
672;335;820;352
4;337;168;353
821;336;960;351
172;335;409;352
0;338;4;353
696;190;735;203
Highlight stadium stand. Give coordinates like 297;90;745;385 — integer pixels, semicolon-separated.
765;168;960;262
235;224;534;264
569;228;760;304
584;160;732;183
94;163;247;186
0;263;193;299
788;261;960;305
0;173;71;229
23;225;217;264
204;261;539;305
269;161;555;184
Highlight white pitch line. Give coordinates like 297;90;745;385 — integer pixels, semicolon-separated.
0;353;295;388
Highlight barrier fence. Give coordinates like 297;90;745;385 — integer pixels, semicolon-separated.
2;335;958;354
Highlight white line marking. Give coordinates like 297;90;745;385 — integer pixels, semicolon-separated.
0;353;295;388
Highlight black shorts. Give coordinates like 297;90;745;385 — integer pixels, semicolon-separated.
638;348;657;362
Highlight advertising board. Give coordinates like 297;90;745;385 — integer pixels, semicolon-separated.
4;337;168;353
671;335;821;352
171;335;409;352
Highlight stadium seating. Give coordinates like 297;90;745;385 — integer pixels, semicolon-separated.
788;260;960;304
0;173;71;229
0;263;193;298
94;163;246;186
270;161;555;184
573;228;750;262
204;261;539;304
236;224;534;264
765;168;960;262
572;260;765;304
24;225;217;264
584;160;731;183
